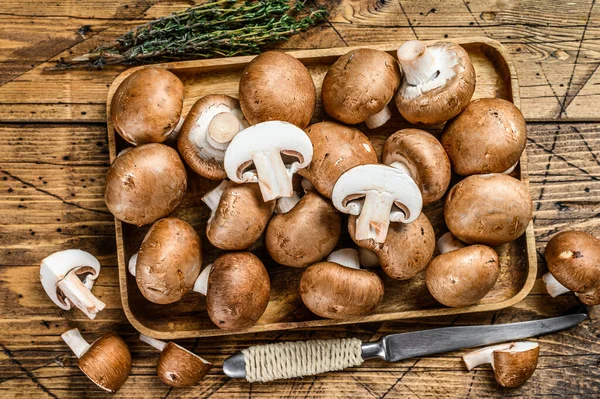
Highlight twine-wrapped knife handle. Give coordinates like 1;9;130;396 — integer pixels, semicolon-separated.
241;338;363;382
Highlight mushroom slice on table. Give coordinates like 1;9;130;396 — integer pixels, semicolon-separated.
298;121;378;199
441;98;527;176
40;249;105;319
383;128;451;205
322;49;401;129
395;40;475;125
332;164;423;244
349;212;435;280
224;121;313;201
178;95;248;180
61;328;131;393
266;190;341;267
129;217;202;305
300;248;385;319
139;334;212;387
543;230;600;305
239;51;316;128
425;232;500;307
105;143;187;226
110;67;184;145
444;173;532;246
202;180;275;250
462;342;539;388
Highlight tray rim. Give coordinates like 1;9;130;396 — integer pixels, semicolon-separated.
107;37;538;339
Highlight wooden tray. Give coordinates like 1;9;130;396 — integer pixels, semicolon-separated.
108;37;537;339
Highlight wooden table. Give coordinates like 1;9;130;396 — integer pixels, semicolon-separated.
1;1;599;397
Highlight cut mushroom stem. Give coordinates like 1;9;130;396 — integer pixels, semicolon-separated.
61;328;91;358
437;232;466;254
275;192;301;214
397;40;439;87
202;180;232;213
139;333;168;352
207;112;240;147
359;247;380;268
128;252;138;276
364;103;392;129
193;264;213;296
253;150;294;201
542;272;572;297
355;191;398;242
57;271;106;319
327;248;360;269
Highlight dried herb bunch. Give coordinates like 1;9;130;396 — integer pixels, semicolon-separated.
56;0;327;69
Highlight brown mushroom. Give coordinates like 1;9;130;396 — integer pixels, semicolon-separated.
139;334;212;387
322;49;401;128
463;342;539;388
395;40;475;125
178;94;248;180
444;173;532;246
298;121;377;198
132;217;202;304
300;249;384;319
239;51;316;128
202;180;275;250
383;128;451;204
266;190;341;267
348;212;435;280
543;230;600;305
105;143;187;226
110;67;185;145
441;98;527;176
61;328;131;393
426;232;500;307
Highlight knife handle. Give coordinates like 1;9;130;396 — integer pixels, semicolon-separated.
240;338;363;382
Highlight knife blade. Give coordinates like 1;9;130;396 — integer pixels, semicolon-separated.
223;313;586;381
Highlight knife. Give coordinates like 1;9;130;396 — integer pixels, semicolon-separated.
223;313;586;382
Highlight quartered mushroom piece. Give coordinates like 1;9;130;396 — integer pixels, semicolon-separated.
139;334;212;387
332;164;423;244
178;95;248;180
463;342;539;388
61;328;132;393
224;121;313;201
40;249;105;319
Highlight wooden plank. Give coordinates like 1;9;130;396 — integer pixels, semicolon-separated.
0;0;599;122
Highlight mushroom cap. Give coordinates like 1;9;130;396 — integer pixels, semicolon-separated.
206;183;275;250
110;67;184;145
178;94;247;180
298;121;378;198
425;244;500;307
206;252;270;330
383;128;451;204
300;261;384;319
105;143;187;226
78;333;132;393
239;51;316;128
348;212;435;280
266;191;341;267
395;42;475;125
136;217;202;305
444;174;532;246
157;342;212;387
322;49;401;125
493;342;539;388
441;98;527;176
544;231;600;305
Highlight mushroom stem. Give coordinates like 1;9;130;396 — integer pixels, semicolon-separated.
57;270;106;320
253;150;293;201
389;161;413;177
167;116;185;141
359;248;380;268
542;272;571;297
355;191;393;243
301;178;314;192
139;333;168;352
128;252;138;276
61;328;91;358
327;248;361;269
397;40;439;86
462;343;512;370
202;180;232;213
364;104;392;129
437;232;466;254
207;112;240;147
275;192;301;214
503;162;518;175
193;264;213;296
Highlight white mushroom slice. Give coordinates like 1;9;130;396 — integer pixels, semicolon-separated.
332;164;423;243
327;248;361;270
40;249;105;319
224;121;313;201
